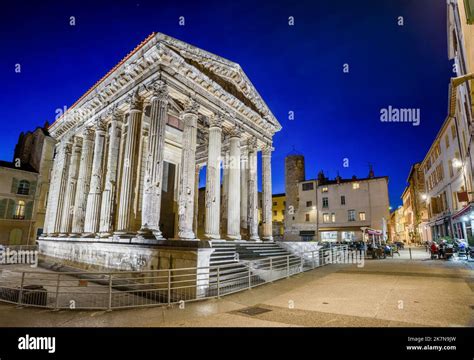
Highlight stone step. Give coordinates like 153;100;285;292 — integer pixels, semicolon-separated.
209;259;239;265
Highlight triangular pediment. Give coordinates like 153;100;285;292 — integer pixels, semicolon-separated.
155;33;278;126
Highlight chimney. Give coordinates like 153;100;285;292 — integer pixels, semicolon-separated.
368;164;375;178
335;172;342;184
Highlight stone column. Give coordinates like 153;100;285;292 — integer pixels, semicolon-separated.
52;141;73;234
221;150;229;235
43;143;61;235
177;98;200;240
262;144;273;241
59;136;82;235
204;114;223;239
98;109;123;236
140;80;169;239
247;137;260;241
83;118;107;236
227;126;242;239
116;90;143;234
71;128;95;235
193;164;200;236
240;148;249;233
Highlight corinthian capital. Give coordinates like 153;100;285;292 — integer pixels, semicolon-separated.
227;123;243;138
209;113;224;128
183;96;200;115
150;79;168;102
247;136;258;151
262;143;274;156
83;127;95;141
63;141;73;155
129;89;143;111
106;105;124;124
95;116;108;132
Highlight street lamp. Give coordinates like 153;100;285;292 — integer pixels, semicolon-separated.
421;194;428;201
453;158;462;168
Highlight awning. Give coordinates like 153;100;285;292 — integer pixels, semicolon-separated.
452;203;474;221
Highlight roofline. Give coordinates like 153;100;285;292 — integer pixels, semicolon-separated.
48;32;281;132
49;32;157;130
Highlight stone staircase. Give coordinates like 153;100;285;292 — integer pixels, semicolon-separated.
206;241;303;296
207;241;257;296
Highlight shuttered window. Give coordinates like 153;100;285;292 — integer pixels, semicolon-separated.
465;0;474;24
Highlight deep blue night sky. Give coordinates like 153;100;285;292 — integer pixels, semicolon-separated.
0;0;453;208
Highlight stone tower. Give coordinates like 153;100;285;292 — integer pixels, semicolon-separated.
284;154;305;240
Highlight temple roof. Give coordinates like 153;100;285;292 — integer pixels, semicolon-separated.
49;32;281;134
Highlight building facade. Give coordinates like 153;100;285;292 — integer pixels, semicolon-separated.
38;33;281;270
445;0;474;242
0;126;55;245
271;193;285;239
282;156;390;242
400;163;430;244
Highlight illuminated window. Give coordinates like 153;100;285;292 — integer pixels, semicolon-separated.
352;182;359;189
323;213;329;223
14;201;25;219
359;212;366;221
331;213;336;222
321;187;328;193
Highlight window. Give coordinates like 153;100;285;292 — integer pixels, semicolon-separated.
451;124;457;139
273;211;277;216
341;195;346;205
359;212;366;221
273;201;277;206
449;160;454;178
305;213;310;222
445;134;450;149
464;0;474;24
14;200;25;220
17;180;30;195
283;201;286;206
348;210;355;221
282;210;285;216
322;197;328;208
331;213;336;223
321;187;328;193
306;201;313;207
323;213;330;223
352;182;359;189
302;182;314;191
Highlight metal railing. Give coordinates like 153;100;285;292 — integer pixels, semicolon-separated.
0;245;349;311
